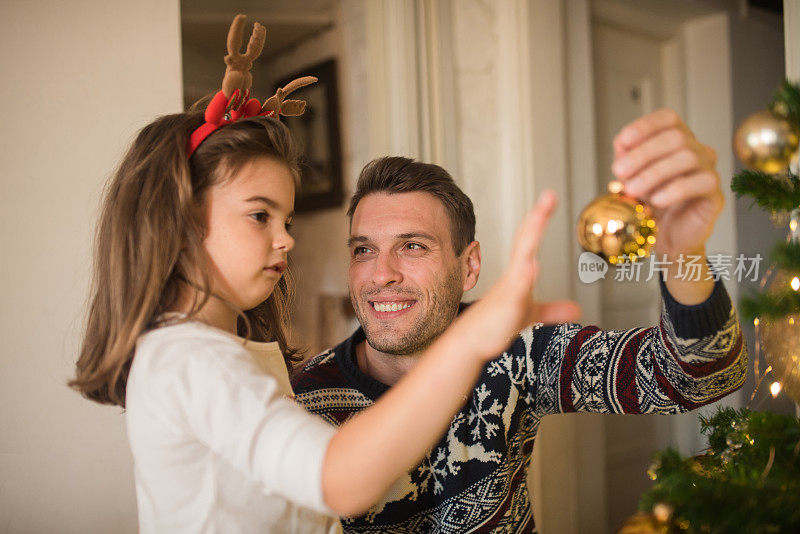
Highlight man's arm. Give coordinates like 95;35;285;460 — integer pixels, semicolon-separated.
510;109;746;415
663;247;714;305
516;278;746;416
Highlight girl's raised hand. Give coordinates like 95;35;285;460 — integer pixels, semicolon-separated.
455;190;582;359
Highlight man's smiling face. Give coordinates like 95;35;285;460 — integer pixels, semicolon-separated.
348;191;466;355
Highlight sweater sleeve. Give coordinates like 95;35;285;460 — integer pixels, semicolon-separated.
516;279;747;416
144;336;337;515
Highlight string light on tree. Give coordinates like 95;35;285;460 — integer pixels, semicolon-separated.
758;268;800;404
748;207;800;405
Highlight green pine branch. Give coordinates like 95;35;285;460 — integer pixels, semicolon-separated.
640;408;800;534
771;241;800;271
731;169;800;212
739;240;800;321
770;79;800;130
740;289;800;322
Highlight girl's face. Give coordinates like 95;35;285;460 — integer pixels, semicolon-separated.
202;157;295;311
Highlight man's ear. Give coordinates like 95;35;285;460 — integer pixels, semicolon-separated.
461;240;481;292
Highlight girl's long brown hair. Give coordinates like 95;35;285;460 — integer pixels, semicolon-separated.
70;110;303;407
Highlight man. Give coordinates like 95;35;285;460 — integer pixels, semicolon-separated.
292;110;747;533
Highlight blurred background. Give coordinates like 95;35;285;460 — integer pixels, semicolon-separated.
1;0;794;532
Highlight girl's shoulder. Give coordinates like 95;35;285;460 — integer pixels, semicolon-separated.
128;321;281;414
139;320;240;348
134;321;253;378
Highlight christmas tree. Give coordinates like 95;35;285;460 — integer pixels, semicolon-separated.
618;81;800;534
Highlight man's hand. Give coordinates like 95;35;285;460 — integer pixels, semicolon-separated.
612;108;724;259
456;191;581;359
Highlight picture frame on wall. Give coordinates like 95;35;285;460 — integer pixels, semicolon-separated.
276;58;343;212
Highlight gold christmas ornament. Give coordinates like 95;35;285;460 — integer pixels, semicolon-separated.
577;181;657;263
733;110;799;174
652;503;674;524
769;209;790;228
757;269;800;404
615;512;668;534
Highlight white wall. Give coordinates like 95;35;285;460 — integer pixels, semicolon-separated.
261;0;367;357
263;6;348;357
449;0;505;293
0;1;182;531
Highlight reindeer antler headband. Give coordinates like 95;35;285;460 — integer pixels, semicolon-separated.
187;14;317;157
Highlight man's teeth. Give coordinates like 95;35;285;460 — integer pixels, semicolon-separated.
372;302;413;312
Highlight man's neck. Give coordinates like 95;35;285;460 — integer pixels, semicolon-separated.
355;340;421;386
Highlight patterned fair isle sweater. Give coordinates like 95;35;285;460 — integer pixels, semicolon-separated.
291;280;747;533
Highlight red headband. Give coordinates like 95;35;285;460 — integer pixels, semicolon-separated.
187;14;316;158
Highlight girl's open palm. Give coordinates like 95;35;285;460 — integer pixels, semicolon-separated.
456;191;582;359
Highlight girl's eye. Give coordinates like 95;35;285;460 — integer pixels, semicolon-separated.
250;212;268;224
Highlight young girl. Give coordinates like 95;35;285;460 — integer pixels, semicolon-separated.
70;15;579;534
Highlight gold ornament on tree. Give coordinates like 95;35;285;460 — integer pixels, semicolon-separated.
733;109;799;174
615;512;665;534
577;180;657;264
616;503;674;534
756;210;800;404
758;305;800;405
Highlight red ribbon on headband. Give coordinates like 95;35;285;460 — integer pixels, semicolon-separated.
188;89;273;157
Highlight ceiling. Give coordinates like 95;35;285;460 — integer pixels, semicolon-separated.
181;0;337;62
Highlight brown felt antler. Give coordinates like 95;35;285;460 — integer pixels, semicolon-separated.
221;14;266;98
262;76;318;117
188;15;319;156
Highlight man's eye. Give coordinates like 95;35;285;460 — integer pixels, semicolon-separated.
406;242;426;251
353;246;370;255
250;212;268;223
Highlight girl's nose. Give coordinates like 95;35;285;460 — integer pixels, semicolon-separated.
274;227;295;252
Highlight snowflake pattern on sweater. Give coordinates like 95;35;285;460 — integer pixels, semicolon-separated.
292;280;747;533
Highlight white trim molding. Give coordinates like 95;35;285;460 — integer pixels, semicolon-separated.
785;0;800;81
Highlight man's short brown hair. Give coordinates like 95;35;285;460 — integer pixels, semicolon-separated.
347;157;476;255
